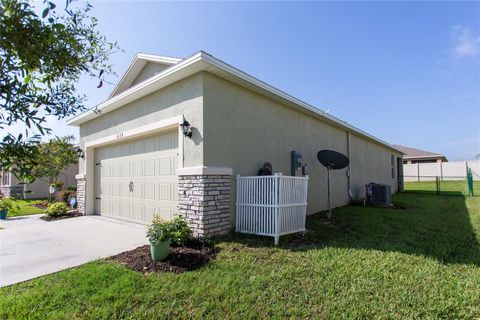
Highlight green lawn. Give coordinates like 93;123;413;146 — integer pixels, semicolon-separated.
7;199;45;217
404;179;479;196
1;182;479;319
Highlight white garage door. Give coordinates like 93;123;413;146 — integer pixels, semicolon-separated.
94;130;179;224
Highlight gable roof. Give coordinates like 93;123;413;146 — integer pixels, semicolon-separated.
68;51;403;155
392;145;447;161
108;53;182;98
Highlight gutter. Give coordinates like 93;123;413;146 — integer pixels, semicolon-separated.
67;51;404;154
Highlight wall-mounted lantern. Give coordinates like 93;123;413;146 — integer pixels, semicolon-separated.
180;119;193;138
75;146;85;159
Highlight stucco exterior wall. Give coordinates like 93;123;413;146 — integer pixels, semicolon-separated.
131;62;171;87
349;134;398;199
25;163;79;199
78;73;205;171
202;72;401;215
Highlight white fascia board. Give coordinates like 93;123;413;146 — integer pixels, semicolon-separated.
108;53;183;99
199;52;404;155
403;155;444;159
136;53;182;65
67;52;204;126
68;50;402;154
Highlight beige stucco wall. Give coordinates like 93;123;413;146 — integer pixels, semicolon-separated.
76;69;401;219
25;163;79;199
78;73;205;171
202;72;401;215
349;134;399;199
131;62;171;87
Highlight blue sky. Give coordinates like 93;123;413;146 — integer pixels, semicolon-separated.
8;1;480;160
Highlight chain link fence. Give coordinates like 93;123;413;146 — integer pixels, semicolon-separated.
402;171;477;197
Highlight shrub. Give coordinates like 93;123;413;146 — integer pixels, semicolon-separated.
0;198;17;211
56;189;76;204
49;180;64;188
45;202;68;217
146;216;191;246
65;185;77;192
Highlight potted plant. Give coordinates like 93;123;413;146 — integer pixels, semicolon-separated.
146;216;191;261
0;198;17;220
49;180;64;194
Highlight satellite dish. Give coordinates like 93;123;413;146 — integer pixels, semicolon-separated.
316;150;350;220
317;150;349;170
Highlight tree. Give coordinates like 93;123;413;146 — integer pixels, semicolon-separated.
32;135;78;185
0;0;119;179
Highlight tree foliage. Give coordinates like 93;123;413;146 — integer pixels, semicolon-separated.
0;0;119;179
32;135;78;183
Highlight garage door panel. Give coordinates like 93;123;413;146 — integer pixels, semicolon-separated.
94;130;179;224
134;161;143;176
144;159;156;176
131;204;144;221
132;182;143;198
144;183;156;200
122;161;131;177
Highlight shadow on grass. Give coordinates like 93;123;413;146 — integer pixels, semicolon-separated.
402;190;478;197
223;191;480;266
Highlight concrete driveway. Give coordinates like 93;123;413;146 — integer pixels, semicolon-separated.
0;214;148;287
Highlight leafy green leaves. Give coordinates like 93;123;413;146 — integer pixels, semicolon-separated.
0;0;120;178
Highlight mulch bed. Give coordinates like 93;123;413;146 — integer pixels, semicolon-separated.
109;240;217;274
41;210;82;221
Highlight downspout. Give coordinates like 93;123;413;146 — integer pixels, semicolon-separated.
347;131;352;200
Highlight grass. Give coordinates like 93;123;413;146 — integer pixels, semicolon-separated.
6;199;45;217
404;179;479;197
1;182;479;319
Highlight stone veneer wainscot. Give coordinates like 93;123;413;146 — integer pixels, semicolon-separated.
178;174;231;238
76;177;86;215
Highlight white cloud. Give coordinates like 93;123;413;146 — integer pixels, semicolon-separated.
448;137;480;146
451;92;478;100
451;25;480;59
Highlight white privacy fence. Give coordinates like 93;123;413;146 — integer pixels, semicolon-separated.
235;174;309;245
403;160;480;182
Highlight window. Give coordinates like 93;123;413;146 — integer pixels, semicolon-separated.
391;155;395;179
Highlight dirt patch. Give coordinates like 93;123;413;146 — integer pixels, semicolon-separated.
109;240;216;274
31;204;47;210
41;210;81;221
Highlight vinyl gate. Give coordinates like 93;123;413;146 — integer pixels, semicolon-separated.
235;174;309;245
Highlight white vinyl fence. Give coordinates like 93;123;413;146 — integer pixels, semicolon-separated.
235;173;309;245
403;160;480;182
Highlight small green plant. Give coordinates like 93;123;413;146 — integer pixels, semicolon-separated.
0;197;17;211
146;216;191;246
65;185;77;192
45;202;68;217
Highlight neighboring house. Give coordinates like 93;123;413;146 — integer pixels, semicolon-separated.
0;164;78;199
68;51;404;238
393;145;448;164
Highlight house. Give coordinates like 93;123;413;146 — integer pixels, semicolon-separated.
0;164;78;199
68;51;404;238
392;145;448;164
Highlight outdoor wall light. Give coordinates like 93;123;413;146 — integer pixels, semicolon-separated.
75;146;85;159
180;119;193;138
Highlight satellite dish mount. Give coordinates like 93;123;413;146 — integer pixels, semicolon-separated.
317;150;350;220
